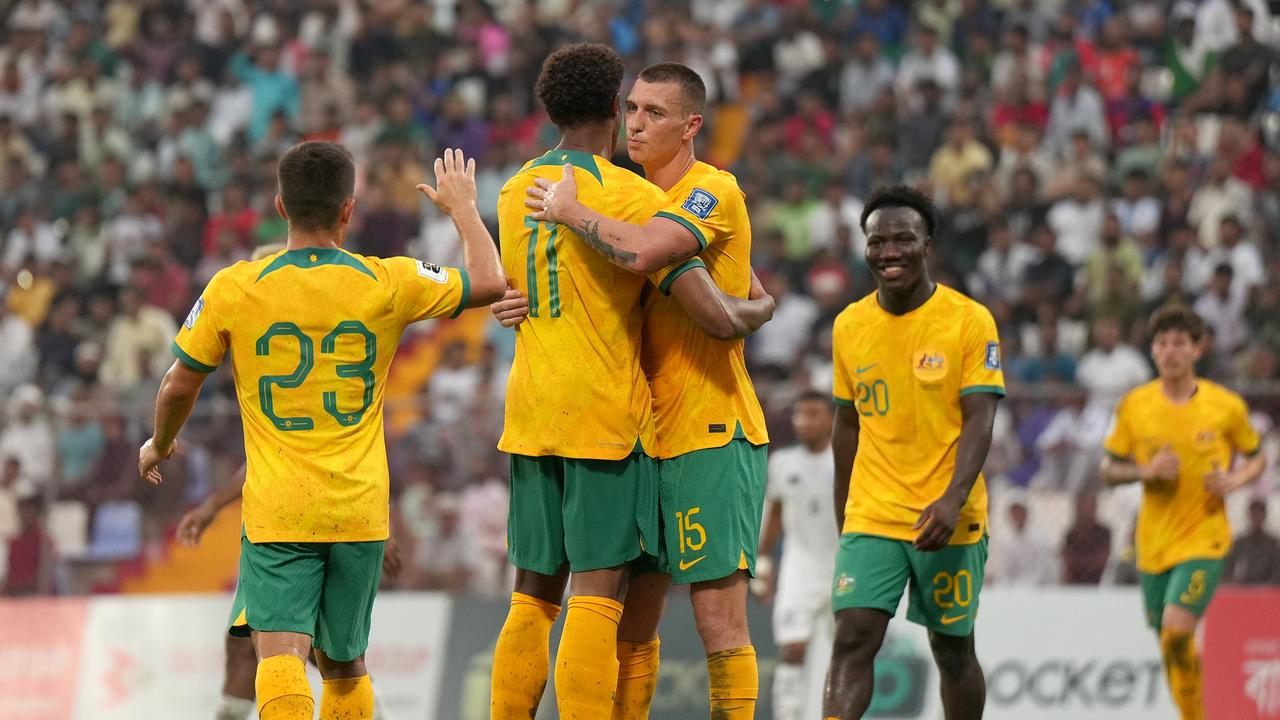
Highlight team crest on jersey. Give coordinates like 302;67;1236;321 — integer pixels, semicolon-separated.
834;572;856;596
912;349;948;383
416;260;448;283
985;342;1001;370
1195;429;1217;445
184;297;204;330
682;188;718;219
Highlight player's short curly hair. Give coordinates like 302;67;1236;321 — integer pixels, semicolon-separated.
1148;303;1205;343
535;43;624;129
860;184;939;238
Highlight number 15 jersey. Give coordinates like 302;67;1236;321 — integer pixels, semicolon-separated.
832;285;1004;545
173;247;470;543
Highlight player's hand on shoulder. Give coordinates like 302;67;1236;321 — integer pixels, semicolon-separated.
912;489;963;552
525;163;577;224
491;288;531;328
1142;444;1180;483
138;437;175;486
416;148;477;217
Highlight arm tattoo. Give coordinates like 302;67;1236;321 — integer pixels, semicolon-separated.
667;247;698;265
575;218;638;267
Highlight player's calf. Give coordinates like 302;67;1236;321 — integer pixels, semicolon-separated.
824;608;890;720
491;566;568;720
216;634;258;720
927;631;985;720
315;650;374;720
254;632;315;720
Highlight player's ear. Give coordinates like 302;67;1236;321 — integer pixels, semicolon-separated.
612;93;621;118
274;194;288;221
341;197;357;224
684;113;703;142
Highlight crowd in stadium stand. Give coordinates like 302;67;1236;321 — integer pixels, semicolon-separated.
1;0;1280;596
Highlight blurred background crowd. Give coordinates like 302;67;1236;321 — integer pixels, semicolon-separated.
1;0;1279;599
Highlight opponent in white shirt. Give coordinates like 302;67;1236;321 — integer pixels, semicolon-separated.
753;390;838;720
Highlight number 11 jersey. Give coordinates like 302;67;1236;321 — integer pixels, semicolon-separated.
173;247;470;543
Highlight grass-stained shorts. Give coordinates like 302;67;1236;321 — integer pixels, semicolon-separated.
228;535;384;662
1139;558;1224;631
831;533;987;636
656;438;768;585
507;450;660;574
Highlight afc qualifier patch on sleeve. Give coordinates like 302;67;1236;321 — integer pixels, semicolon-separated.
682;188;718;219
416;260;448;284
184;297;204;330
985;341;1001;370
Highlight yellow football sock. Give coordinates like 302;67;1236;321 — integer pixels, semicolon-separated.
491;592;561;719
612;638;660;720
707;646;758;719
256;654;314;720
1160;628;1204;720
555;596;624;719
319;674;374;719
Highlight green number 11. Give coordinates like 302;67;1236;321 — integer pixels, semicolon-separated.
524;216;561;318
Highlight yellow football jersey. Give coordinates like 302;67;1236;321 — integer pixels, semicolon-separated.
643;161;768;458
1104;380;1260;573
172;247;470;543
497;149;667;459
831;285;1005;543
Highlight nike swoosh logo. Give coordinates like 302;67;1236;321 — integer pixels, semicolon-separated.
940;613;968;625
856;363;878;374
678;556;706;571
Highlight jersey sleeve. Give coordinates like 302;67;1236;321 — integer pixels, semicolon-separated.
652;174;740;253
1103;396;1134;460
959;306;1006;398
832;314;855;408
1226;394;1261;456
172;269;237;372
648;257;707;295
386;256;471;324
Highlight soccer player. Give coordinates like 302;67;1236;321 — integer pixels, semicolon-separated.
492;51;772;720
753;390;838;720
1101;305;1265;720
138;141;505;720
824;186;1003;720
524;62;770;719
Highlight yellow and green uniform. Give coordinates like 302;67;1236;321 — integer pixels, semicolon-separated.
642;162;770;584
1104;380;1259;628
829;285;1004;635
173;246;469;659
498;149;667;574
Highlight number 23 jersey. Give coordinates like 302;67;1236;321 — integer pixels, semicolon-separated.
173;247;470;543
832;285;1004;544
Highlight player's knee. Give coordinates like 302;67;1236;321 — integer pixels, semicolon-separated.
315;651;366;680
779;642;807;665
513;566;569;605
928;633;977;677
831;618;881;665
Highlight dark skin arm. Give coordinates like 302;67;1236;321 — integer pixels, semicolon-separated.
913;392;1000;551
831;404;860;533
176;463;246;547
139;360;209;485
667;267;775;340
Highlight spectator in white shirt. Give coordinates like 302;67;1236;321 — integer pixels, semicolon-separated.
1044;64;1109;158
3;208;61;272
1202;214;1264;295
1189;157;1254;249
895;25;960;109
1194;263;1248;362
1047;175;1106;266
427;340;482;425
0;385;54;488
988;497;1059;586
969;221;1038;304
99;287;178;395
1075;315;1153;412
808;185;864;255
750;272;818;380
1110;169;1160;244
839;32;895;114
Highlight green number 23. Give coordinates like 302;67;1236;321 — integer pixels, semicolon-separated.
256;320;376;431
524;216;561;318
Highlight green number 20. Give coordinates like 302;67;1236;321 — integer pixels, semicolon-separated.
256;320;376;431
524;216;561;318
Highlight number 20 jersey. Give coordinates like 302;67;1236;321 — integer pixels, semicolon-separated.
831;285;1004;545
496;150;667;461
173;247;470;543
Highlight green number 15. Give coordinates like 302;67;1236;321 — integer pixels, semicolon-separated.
524;216;561;318
256;320;376;431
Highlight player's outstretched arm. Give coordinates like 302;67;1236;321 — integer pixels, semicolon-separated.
176;463;246;548
832;405;860;533
139;361;209;485
667;267;775;341
416;148;506;307
526;164;701;274
914;392;999;552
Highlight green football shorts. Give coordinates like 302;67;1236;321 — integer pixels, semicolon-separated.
228;535;384;662
656;438;768;585
507;450;660;574
1139;558;1224;631
831;532;988;636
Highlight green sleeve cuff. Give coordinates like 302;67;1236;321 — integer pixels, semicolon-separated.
960;384;1006;398
654;211;709;250
1104;450;1131;462
658;258;707;295
1241;444;1262;458
171;341;218;373
449;268;472;319
832;396;854;408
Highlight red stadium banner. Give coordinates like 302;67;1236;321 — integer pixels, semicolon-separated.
0;598;89;720
1204;587;1280;720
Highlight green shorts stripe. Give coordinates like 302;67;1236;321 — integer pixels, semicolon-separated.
507;452;659;574
831;533;987;636
657;439;768;585
1139;558;1224;631
229;535;383;662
